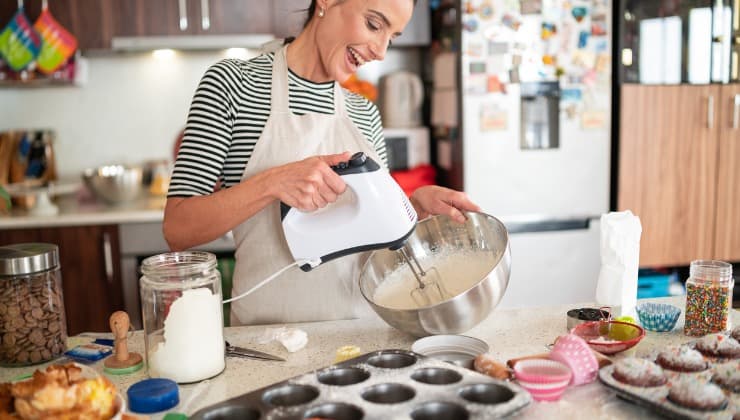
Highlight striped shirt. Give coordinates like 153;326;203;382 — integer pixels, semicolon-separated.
168;52;386;197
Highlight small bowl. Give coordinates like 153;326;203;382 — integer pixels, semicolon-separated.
82;164;143;204
549;334;599;386
636;303;681;332
570;320;645;355
412;335;489;369
513;359;572;401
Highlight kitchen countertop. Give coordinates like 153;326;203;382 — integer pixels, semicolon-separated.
2;296;736;419
0;194;166;229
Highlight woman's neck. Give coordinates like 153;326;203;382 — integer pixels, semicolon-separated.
285;22;332;83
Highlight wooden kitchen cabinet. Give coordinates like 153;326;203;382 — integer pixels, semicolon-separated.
618;84;740;267
113;0;273;38
0;225;124;335
0;0;112;50
714;84;740;261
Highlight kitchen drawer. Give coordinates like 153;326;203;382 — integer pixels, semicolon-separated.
119;222;235;256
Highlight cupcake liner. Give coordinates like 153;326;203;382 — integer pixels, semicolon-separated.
636;303;681;332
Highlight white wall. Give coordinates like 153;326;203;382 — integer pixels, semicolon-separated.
0;51;233;177
0;49;421;178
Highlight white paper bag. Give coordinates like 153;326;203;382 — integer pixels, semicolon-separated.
594;210;642;318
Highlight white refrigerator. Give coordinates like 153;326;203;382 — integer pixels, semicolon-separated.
451;0;612;308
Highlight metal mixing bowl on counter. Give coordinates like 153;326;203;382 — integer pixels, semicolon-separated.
359;212;511;337
82;164;143;204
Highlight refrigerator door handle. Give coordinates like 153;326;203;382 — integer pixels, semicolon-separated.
733;94;740;129
708;95;715;129
505;217;595;234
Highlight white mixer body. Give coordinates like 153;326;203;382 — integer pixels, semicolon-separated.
281;153;418;271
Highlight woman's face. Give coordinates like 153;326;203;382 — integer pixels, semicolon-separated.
316;0;414;82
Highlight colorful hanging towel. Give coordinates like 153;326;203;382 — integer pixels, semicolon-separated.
0;7;42;71
34;6;78;74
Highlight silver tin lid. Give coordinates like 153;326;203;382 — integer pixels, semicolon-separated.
0;243;60;276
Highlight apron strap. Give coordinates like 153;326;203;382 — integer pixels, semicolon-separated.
333;82;347;117
271;46;290;113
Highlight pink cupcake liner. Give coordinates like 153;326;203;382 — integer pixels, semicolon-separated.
549;334;599;386
513;359;573;384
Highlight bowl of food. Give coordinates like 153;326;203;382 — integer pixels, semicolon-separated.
82;164;143;204
570;320;645;355
359;212;511;337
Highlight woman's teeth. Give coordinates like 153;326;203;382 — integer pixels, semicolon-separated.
349;48;366;66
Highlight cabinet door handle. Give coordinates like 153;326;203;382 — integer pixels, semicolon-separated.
733;94;740;129
201;0;211;31
708;95;715;129
102;232;113;286
178;0;188;31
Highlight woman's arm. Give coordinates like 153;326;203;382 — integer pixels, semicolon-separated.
164;152;351;251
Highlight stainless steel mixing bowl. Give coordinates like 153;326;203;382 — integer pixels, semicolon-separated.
359;212;511;337
82;164;143;204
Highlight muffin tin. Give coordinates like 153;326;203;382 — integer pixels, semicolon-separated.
599;348;739;420
190;349;531;419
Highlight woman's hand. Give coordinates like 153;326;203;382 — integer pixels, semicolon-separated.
267;152;352;211
410;185;481;223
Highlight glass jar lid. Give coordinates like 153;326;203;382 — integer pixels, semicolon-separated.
0;243;60;276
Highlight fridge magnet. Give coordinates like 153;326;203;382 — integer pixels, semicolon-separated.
541;23;557;40
542;54;556;65
480;103;509;131
561;87;583;102
466;74;488;95
464;1;476;15
509;68;521;83
479;1;495;20
520;0;542;15
578;30;590;49
595;53;610;73
487;75;507;93
463;17;480;32
581;110;607;129
571;49;595;68
502;13;522;31
488;41;509;54
571;6;589;22
582;68;597;86
564;103;579;119
469;61;487;74
591;20;607;36
555;66;565;77
593;38;608;53
465;41;485;57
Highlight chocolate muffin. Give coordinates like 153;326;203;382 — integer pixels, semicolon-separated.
712;361;740;393
695;333;740;359
612;358;667;387
668;379;728;411
656;346;708;372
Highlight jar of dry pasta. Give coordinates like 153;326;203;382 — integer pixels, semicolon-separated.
0;243;67;366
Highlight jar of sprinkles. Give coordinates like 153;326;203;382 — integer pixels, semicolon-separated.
684;260;733;337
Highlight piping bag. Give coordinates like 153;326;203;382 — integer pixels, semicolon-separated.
594;211;642;319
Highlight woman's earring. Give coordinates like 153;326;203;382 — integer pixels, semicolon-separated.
318;8;325;17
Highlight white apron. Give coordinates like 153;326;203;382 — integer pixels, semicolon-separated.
230;46;380;325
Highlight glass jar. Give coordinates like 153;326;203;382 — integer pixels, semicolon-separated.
0;243;67;366
140;251;225;383
684;260;734;336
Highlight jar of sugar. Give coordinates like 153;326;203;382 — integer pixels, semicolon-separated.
140;251;225;383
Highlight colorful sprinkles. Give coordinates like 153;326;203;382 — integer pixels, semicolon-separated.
684;282;732;337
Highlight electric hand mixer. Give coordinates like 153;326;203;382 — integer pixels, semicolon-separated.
281;152;451;306
225;152;451;307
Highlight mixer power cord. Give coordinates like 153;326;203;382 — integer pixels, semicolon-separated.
222;258;321;304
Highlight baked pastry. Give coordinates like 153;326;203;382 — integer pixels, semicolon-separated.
655;346;708;372
474;353;513;380
731;326;740;341
612;358;667;387
712;361;740;393
695;333;740;358
668;379;728;411
1;363;117;420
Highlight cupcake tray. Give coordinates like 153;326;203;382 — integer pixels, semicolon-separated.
598;356;739;420
190;349;532;420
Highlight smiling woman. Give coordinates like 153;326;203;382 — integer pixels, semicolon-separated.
164;0;480;326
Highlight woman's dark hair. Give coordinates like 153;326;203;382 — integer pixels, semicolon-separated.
304;0;417;27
